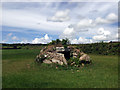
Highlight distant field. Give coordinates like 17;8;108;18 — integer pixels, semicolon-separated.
2;49;118;88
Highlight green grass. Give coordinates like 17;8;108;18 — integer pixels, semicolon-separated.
2;49;40;61
2;49;118;88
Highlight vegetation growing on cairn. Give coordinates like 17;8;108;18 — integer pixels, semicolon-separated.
48;38;70;45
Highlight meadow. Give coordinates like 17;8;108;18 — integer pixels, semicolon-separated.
2;49;118;88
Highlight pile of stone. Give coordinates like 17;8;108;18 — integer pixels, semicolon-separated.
35;45;91;65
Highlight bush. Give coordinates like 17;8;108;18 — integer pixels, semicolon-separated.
35;55;45;63
75;42;119;55
68;57;80;67
62;38;70;45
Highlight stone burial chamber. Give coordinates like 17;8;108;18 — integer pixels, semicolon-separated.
56;47;70;60
35;45;91;66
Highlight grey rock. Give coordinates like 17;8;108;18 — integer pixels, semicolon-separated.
43;60;52;64
56;47;65;52
79;54;90;61
51;58;63;65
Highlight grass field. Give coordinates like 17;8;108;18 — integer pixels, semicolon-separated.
2;49;118;88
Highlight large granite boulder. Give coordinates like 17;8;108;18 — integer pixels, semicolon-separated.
79;53;91;64
56;47;65;52
51;58;64;65
46;52;67;65
43;59;52;64
35;46;68;65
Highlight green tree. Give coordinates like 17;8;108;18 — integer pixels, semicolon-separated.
49;40;56;45
56;39;61;44
62;38;70;45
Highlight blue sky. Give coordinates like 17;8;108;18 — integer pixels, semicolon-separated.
2;2;118;44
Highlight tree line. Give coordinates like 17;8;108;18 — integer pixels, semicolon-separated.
74;41;119;55
1;39;119;55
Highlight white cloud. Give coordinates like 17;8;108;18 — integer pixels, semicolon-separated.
59;27;76;39
95;17;108;24
47;9;70;22
2;40;6;43
93;35;107;41
20;39;29;44
95;13;118;24
59;19;94;41
59;29;94;44
32;34;51;44
78;37;90;43
92;27;116;41
59;13;118;43
70;39;79;44
12;36;18;40
111;33;119;41
69;13;117;33
69;19;95;32
44;34;49;40
70;37;93;44
2;2;118;44
59;26;118;44
106;13;118;21
2;9;69;32
97;28;111;35
76;19;94;29
116;33;118;38
59;27;93;44
63;27;75;35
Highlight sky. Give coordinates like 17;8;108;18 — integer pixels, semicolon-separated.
1;1;119;44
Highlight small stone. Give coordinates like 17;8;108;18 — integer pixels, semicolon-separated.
82;63;84;67
74;65;77;67
44;55;47;57
56;66;58;69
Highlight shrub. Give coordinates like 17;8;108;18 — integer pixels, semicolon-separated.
62;38;70;45
68;57;80;67
35;55;45;63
